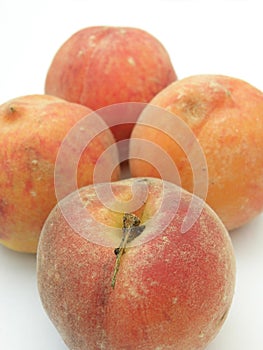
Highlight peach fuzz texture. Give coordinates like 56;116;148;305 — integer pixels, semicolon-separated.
0;94;120;253
37;177;236;350
130;74;263;230
45;26;177;141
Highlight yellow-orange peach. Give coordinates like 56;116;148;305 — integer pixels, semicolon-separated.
129;75;263;230
0;94;120;253
45;26;177;141
37;177;236;350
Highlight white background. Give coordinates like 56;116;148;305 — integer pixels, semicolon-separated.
0;0;263;349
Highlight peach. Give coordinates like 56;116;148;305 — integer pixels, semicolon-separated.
44;26;177;141
0;94;120;253
129;74;263;230
37;177;236;350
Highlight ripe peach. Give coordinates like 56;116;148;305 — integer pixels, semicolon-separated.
44;26;177;141
0;94;120;253
129;75;263;230
37;177;236;350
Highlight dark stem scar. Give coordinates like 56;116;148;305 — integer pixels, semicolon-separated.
111;213;145;289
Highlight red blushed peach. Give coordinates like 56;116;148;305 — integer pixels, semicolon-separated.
44;26;177;141
129;74;263;230
0;94;120;253
37;177;236;350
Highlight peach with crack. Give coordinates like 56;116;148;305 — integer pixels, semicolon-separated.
37;177;236;350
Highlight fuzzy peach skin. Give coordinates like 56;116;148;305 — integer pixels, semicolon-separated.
0;94;120;253
44;26;177;141
37;177;236;350
129;75;263;230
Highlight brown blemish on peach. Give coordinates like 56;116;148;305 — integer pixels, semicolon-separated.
9;106;16;113
217;308;229;326
0;198;6;215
